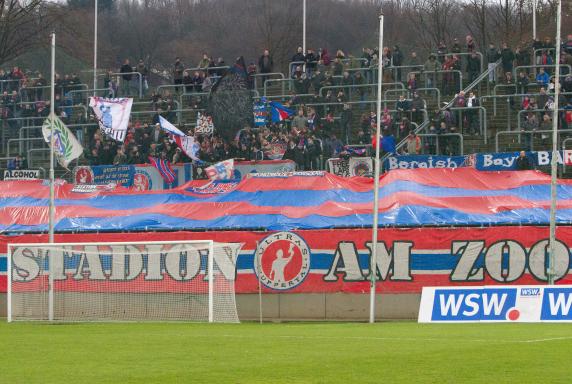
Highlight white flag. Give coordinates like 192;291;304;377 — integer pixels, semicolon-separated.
159;115;186;137
159;116;201;162
42;114;84;168
172;134;201;162
89;97;133;142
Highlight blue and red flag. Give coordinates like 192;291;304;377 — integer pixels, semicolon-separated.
205;159;234;180
269;101;294;123
148;156;176;184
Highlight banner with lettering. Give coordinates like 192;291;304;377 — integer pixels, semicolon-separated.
383;155;468;171
72;163;192;191
475;150;572;171
419;285;572;322
2;226;571;294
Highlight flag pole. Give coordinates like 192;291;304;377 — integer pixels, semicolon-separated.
302;0;306;54
48;32;56;321
93;0;98;96
532;0;537;41
548;0;562;286
369;10;384;324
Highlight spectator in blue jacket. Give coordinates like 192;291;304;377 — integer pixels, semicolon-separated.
536;67;550;87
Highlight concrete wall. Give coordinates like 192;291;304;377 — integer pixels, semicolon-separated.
0;293;420;321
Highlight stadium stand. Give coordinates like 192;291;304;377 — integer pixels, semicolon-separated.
1;37;572;180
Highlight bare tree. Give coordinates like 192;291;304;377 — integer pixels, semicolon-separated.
0;0;54;65
403;0;462;50
463;0;491;49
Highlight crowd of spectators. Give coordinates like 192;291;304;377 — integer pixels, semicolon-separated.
3;33;572;172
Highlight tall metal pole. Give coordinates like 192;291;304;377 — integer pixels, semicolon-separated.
369;11;384;324
532;0;537;41
48;32;56;321
548;0;561;286
93;0;98;95
302;0;306;54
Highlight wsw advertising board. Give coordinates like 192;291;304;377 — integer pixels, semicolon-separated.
419;286;572;322
2;227;571;295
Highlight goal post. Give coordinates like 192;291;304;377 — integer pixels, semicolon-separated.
7;240;240;323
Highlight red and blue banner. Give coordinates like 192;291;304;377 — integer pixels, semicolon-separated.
2;168;572;233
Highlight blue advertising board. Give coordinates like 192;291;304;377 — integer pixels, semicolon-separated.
420;285;572;323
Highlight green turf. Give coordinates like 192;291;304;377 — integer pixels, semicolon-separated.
0;321;570;383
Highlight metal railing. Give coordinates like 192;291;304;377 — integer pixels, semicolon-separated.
496;129;572;152
514;64;572;78
318;82;404;98
0;79;23;93
251;72;284;90
27;148;50;168
448;106;488;142
288;58;369;77
517;108;571;132
484;88;571;116
264;78;293;96
67;88;111;104
7;138;45;157
407;70;463;93
383;87;441;108
435;51;484;74
418;133;464;155
184;66;230;75
387;65;424;80
111;72;143;98
380;59;500;167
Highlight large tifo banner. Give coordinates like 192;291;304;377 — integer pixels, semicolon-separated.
73;163;192;190
1;227;571;294
419;286;572;322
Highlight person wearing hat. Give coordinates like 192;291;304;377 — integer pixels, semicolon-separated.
424;54;440;88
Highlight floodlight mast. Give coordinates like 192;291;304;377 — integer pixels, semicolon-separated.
370;10;384;324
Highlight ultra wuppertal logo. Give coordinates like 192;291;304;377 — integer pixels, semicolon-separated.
254;232;311;290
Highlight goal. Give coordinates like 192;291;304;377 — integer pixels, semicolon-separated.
7;240;240;323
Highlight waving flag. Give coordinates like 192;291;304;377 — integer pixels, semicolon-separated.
158;116;201;162
205;159;234;180
148;157;176;184
172;135;201;162
42;114;84;168
89;97;133;142
159;115;186;137
269;101;294;123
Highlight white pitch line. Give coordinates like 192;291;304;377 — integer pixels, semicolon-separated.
516;336;572;343
211;334;572;344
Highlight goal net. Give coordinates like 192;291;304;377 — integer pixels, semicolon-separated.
7;240;240;323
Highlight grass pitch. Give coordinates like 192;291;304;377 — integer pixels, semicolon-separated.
0;321;570;383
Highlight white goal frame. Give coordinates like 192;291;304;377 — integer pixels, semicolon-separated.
7;240;222;323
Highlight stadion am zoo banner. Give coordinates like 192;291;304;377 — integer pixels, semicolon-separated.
1;226;572;295
73;163;192;191
418;286;572;322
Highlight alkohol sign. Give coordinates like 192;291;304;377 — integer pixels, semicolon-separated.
1;227;571;293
